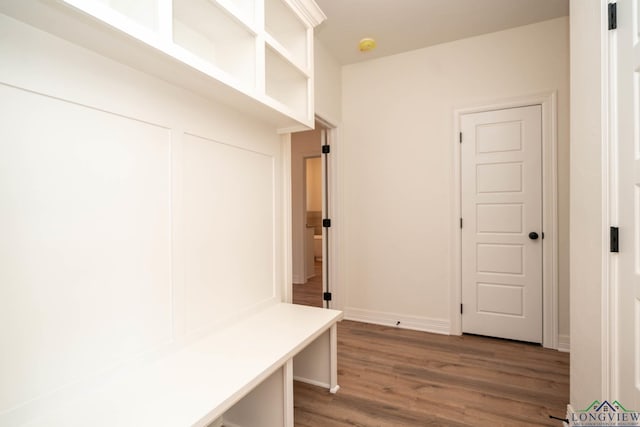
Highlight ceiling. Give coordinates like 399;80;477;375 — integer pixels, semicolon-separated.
313;0;569;65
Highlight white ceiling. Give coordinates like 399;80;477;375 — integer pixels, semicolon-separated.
313;0;569;65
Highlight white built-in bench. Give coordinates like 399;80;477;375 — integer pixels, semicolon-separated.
22;303;342;427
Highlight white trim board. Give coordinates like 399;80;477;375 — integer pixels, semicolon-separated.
323;124;342;310
282;133;293;303
284;115;342;309
451;91;560;349
558;334;570;353
344;307;450;335
602;0;615;400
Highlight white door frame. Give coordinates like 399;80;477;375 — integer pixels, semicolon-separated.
283;115;341;309
603;0;614;398
316;116;341;310
451;92;559;349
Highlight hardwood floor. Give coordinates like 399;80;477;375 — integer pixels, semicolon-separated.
292;261;324;308
292;318;569;426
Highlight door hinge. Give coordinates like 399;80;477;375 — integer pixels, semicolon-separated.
460;303;463;314
610;226;619;253
459;132;462;143
323;292;332;301
609;2;617;30
322;144;330;154
323;218;332;228
460;218;463;228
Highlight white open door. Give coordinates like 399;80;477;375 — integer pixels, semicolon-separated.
614;0;640;408
461;105;543;343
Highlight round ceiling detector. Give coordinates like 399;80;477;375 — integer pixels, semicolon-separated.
359;38;377;52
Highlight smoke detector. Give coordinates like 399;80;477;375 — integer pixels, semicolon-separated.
359;38;376;52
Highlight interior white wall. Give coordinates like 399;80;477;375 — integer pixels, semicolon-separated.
306;157;322;212
0;14;284;425
569;0;604;407
291;128;322;284
340;17;570;335
314;38;342;124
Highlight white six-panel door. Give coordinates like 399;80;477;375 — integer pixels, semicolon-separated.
461;105;543;343
615;0;640;408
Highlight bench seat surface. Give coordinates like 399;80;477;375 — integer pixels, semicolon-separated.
24;303;343;427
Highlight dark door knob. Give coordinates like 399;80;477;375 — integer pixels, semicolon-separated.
529;232;539;240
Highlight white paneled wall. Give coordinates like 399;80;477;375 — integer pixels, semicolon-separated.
0;14;283;426
182;133;276;335
0;84;174;414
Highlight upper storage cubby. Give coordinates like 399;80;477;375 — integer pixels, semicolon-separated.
173;0;256;89
95;0;160;32
264;0;308;70
0;0;325;130
265;46;308;117
215;0;256;28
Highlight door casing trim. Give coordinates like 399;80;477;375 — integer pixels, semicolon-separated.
451;92;559;349
283;115;341;310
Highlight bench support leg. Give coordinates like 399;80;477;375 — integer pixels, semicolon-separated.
329;324;340;394
284;359;294;427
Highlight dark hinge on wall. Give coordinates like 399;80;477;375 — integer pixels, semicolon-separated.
460;218;463;229
610;226;619;253
459;132;462;143
460;304;463;314
609;2;617;30
322;144;330;154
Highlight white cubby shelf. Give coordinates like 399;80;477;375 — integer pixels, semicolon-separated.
0;0;325;131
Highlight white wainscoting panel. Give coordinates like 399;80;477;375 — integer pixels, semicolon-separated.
0;15;285;425
181;133;276;334
0;84;173;414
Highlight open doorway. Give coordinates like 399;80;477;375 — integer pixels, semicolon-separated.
295;155;323;307
290;120;332;308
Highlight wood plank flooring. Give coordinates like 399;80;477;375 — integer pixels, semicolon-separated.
292;261;323;308
292;278;569;426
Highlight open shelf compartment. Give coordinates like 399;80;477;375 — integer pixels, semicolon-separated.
265;45;309;119
265;0;309;69
173;0;257;89
214;0;256;29
34;0;318;129
93;0;161;32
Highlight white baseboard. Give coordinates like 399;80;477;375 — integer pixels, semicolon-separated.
563;404;574;426
558;334;570;352
344;307;450;335
293;376;330;390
